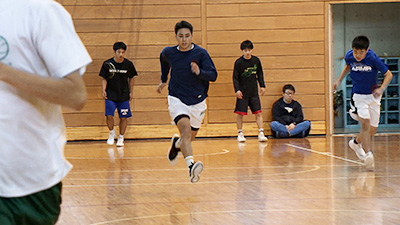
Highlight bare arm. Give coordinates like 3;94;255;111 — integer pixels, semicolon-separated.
102;78;108;99
129;77;135;100
373;70;393;97
0;62;86;110
333;64;351;91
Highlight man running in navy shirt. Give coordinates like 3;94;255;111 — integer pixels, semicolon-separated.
156;20;217;183
334;35;393;171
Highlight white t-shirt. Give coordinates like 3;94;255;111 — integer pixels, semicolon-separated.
0;0;92;197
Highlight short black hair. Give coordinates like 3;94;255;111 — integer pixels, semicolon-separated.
240;40;254;50
283;84;296;93
175;20;193;34
352;35;369;50
113;42;127;51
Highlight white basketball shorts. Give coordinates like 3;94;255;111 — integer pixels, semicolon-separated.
168;95;207;129
352;93;382;127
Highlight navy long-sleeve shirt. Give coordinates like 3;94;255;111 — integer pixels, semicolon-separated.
160;44;217;105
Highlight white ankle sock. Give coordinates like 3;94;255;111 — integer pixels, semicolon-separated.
185;156;194;166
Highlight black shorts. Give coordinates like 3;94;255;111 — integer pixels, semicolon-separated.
234;96;262;115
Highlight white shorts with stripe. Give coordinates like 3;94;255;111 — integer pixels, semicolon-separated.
352;93;382;127
168;95;207;129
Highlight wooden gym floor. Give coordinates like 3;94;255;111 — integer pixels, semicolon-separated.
57;134;400;225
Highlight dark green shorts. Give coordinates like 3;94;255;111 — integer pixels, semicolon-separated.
0;182;62;225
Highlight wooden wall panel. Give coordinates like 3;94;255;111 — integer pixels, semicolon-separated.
207;0;319;3
207;15;324;30
209;82;325;97
209;95;326;110
207;2;324;16
215;68;325;83
208;108;325;123
207;29;324;44
64;111;172;127
78;32;202;46
214;55;324;71
64;5;201;19
60;0;200;5
57;0;333;140
208;42;325;57
74;19;202;33
63;98;169;114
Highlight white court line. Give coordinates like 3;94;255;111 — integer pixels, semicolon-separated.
66;149;230;160
64;145;365;188
67;164;319;175
66;165;320;180
63;174;385;188
90;208;400;225
68;168;391;188
286;143;364;165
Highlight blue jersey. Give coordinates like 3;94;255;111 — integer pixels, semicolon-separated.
345;49;388;94
160;44;217;105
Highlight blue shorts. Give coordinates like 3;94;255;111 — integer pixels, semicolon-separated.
105;100;132;118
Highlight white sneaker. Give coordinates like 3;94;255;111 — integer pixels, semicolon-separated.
116;136;124;147
107;131;116;145
237;132;246;142
349;138;366;161
189;161;204;183
364;152;375;171
258;132;268;142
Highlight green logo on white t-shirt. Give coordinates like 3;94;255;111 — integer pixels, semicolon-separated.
0;36;10;61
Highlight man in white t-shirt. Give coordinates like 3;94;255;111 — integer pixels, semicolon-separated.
0;0;92;224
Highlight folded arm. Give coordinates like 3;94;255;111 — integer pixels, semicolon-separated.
0;62;86;110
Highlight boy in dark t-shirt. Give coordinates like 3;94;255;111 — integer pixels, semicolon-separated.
99;42;138;147
233;40;268;142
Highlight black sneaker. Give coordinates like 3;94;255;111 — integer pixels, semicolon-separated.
168;134;181;165
189;161;204;183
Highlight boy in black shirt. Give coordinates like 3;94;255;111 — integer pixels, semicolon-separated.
271;84;311;138
99;42;138;147
233;40;268;142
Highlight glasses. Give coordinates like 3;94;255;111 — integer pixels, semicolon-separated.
284;91;294;96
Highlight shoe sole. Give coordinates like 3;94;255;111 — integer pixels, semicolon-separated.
258;138;268;142
107;139;115;145
116;143;124;147
190;162;204;183
168;134;180;165
365;155;375;171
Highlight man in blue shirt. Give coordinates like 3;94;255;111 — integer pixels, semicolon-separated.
156;20;218;183
333;35;393;171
